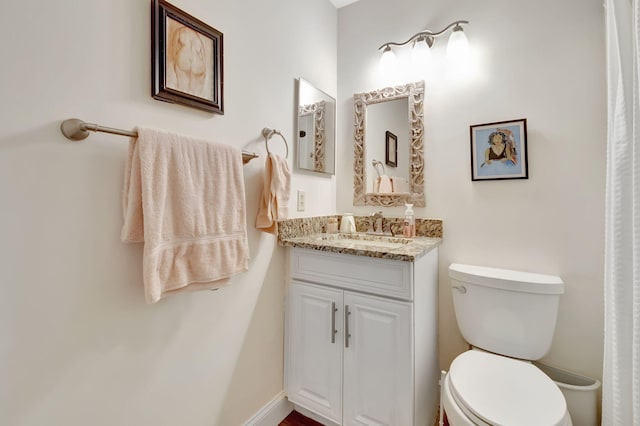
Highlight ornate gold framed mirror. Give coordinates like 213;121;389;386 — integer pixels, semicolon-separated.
353;81;425;207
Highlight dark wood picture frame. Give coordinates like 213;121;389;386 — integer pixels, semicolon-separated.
470;118;528;181
385;130;398;167
152;0;223;114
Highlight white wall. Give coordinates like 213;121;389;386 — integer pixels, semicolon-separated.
337;0;606;382
0;1;335;425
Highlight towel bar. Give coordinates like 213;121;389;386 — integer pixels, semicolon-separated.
60;118;260;164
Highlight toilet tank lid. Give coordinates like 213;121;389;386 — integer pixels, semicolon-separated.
449;263;564;294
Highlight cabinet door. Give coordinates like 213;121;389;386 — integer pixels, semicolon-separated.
343;292;413;426
286;282;343;423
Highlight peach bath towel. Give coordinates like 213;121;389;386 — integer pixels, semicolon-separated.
390;176;409;193
121;128;249;303
374;175;393;193
255;153;291;234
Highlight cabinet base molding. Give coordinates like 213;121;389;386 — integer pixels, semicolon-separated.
243;391;293;426
294;405;340;426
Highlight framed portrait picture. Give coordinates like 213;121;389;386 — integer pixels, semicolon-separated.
470;118;528;181
152;0;223;114
385;130;398;167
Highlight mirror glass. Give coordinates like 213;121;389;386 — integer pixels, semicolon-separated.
296;78;336;174
365;99;410;194
353;81;425;207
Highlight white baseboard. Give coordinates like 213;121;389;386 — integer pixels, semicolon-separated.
244;391;293;426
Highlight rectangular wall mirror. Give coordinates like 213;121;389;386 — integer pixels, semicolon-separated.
296;78;336;175
353;81;425;207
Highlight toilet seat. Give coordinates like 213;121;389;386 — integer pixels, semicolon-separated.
448;351;570;426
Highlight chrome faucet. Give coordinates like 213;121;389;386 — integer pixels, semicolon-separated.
369;211;384;234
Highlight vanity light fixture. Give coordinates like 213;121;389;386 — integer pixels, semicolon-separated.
379;45;398;80
378;20;470;69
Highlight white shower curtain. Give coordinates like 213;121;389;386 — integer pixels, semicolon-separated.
603;0;640;424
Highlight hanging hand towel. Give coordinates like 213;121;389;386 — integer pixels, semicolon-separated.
256;153;291;234
375;175;393;193
121;127;249;304
390;176;409;193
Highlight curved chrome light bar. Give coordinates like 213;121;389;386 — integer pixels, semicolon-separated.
378;20;469;52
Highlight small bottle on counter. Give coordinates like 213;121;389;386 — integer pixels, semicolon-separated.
403;203;416;238
326;217;339;234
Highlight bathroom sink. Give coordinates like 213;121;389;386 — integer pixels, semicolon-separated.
314;233;413;250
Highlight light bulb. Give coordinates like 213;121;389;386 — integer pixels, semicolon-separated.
411;37;431;70
447;26;470;66
379;46;397;82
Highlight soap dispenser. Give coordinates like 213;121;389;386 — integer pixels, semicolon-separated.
403;204;416;238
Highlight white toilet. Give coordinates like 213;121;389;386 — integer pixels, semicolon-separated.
441;263;572;426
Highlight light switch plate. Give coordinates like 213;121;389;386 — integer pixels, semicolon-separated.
297;190;305;211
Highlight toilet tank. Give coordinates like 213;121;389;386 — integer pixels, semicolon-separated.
448;263;564;360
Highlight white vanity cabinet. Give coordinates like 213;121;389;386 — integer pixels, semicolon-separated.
287;282;344;423
285;247;439;426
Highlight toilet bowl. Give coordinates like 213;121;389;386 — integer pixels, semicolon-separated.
442;350;571;426
443;264;571;425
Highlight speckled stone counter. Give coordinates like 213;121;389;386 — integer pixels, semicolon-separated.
277;216;442;261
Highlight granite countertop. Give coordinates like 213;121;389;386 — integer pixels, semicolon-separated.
277;216;443;262
279;232;441;262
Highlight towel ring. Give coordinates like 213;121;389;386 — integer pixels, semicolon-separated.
372;159;386;177
262;128;289;159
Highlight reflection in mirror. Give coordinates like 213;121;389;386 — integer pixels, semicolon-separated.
366;99;410;194
296;78;336;174
353;81;425;207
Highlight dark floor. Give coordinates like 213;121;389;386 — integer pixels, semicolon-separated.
279;410;324;426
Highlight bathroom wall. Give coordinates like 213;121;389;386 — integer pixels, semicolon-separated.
0;1;335;425
337;0;606;382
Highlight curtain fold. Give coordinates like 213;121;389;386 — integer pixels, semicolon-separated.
603;0;640;424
